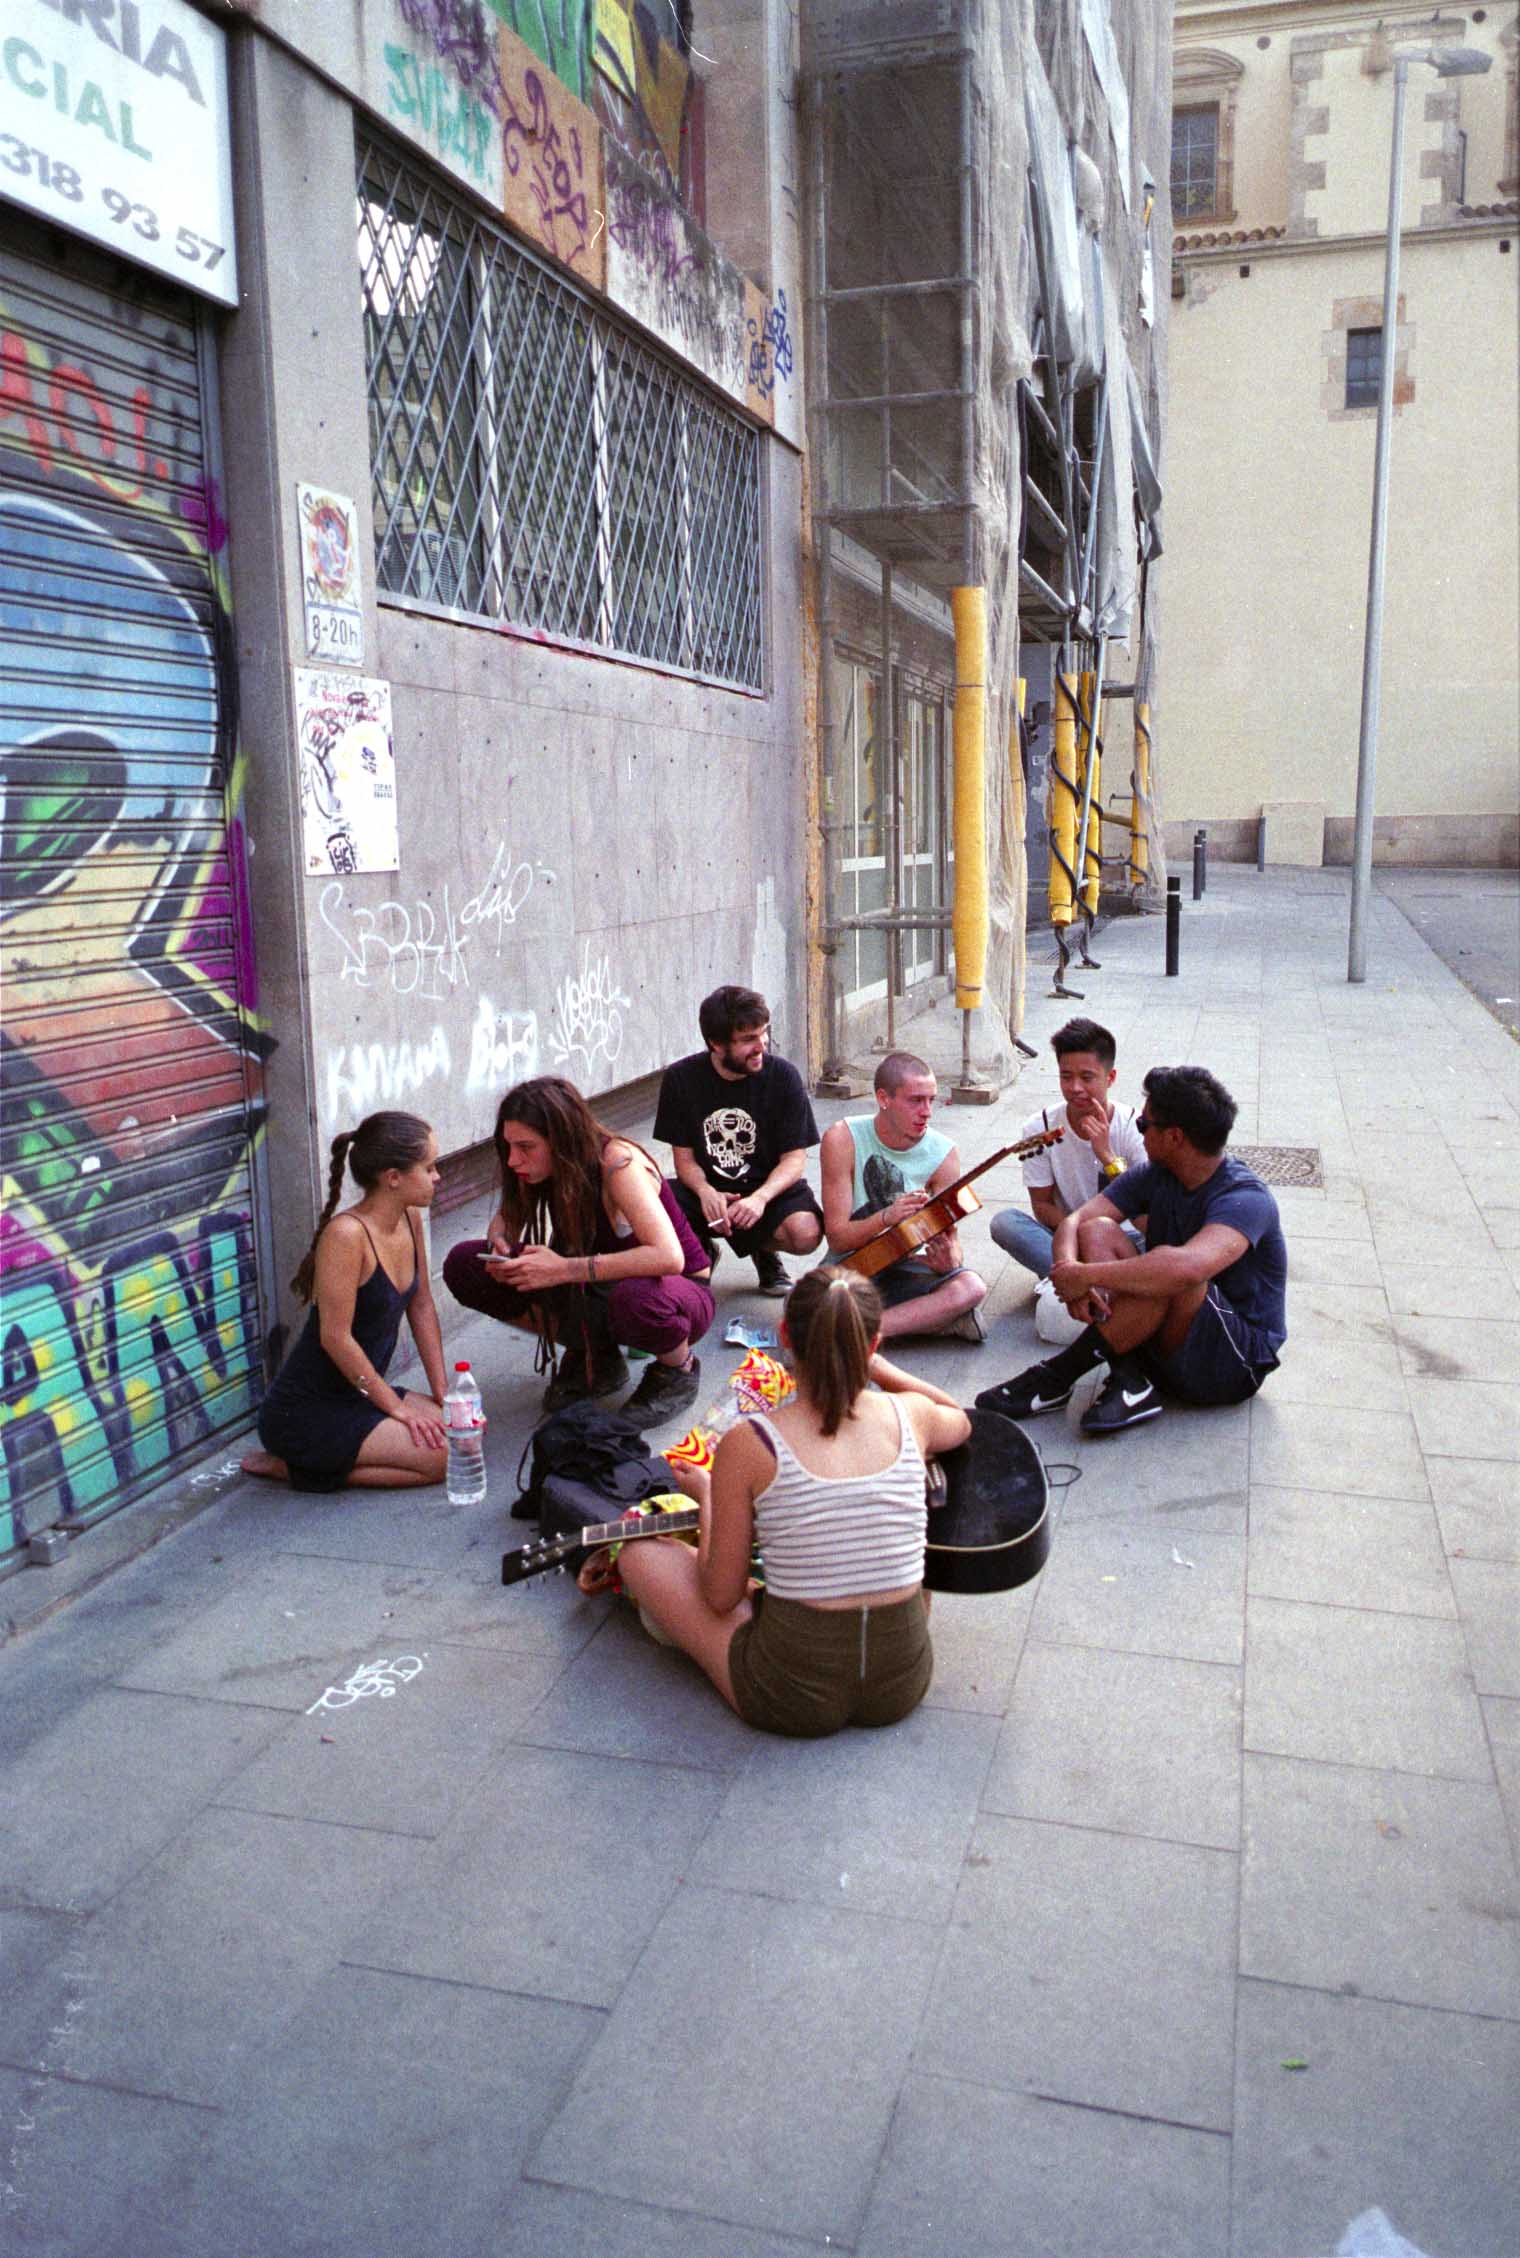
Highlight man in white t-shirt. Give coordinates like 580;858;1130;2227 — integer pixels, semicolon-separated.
991;1018;1145;1280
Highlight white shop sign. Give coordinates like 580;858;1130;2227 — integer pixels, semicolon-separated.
0;0;237;309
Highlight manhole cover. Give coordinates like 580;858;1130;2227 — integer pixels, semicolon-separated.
1234;1144;1324;1188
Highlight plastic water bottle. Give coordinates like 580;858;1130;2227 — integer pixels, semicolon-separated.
443;1361;487;1504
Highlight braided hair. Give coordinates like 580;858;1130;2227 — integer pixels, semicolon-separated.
782;1264;883;1436
290;1110;434;1301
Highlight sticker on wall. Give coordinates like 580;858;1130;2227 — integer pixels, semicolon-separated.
295;670;399;876
297;485;364;665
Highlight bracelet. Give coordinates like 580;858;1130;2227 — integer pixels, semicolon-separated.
354;1373;370;1397
1100;1159;1124;1180
586;1254;598;1284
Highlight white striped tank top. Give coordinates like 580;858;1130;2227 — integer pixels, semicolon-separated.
747;1398;927;1601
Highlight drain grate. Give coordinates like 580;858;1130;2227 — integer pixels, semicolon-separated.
1234;1144;1324;1188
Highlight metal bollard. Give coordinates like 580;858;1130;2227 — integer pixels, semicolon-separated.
1192;828;1206;901
1256;814;1267;873
1166;874;1181;975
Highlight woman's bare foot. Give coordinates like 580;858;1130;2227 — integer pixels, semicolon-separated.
240;1449;289;1481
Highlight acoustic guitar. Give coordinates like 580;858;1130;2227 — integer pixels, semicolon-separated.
840;1127;1064;1280
502;1505;699;1587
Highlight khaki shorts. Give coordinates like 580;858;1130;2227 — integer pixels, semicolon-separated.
727;1590;932;1737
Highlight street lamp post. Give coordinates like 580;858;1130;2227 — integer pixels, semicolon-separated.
1346;41;1491;985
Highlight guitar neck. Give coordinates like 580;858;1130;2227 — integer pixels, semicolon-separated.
585;1506;700;1548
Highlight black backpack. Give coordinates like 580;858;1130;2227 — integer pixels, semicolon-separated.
510;1400;674;1531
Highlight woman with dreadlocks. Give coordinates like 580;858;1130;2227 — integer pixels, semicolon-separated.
442;1076;714;1427
242;1111;449;1489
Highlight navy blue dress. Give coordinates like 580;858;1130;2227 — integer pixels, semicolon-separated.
257;1225;418;1491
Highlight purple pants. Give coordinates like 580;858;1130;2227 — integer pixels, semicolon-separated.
443;1240;714;1356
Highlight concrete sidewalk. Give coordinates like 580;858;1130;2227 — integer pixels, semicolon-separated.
2;866;1517;2258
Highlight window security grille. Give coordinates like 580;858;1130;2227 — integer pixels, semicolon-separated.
357;136;764;691
1171;107;1220;219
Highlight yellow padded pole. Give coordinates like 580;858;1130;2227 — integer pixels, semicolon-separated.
1048;669;1079;926
1124;699;1151;885
951;585;988;1011
1080;670;1102;916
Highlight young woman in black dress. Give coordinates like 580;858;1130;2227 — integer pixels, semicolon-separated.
241;1112;450;1490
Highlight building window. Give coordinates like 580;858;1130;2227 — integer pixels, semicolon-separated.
1171;106;1221;218
1345;327;1383;409
356;134;764;691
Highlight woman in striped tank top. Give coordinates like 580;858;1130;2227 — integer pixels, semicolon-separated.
617;1266;970;1736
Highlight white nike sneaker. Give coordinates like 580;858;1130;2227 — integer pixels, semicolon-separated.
1079;1368;1162;1435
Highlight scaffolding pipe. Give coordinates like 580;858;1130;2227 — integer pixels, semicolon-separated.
1048;667;1080;927
1130;698;1152;889
880;558;900;1046
1071;636;1110;922
810;73;848;1082
1080;677;1103;918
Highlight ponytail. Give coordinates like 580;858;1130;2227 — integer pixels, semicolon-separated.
783;1265;882;1436
288;1111;433;1302
291;1133;354;1302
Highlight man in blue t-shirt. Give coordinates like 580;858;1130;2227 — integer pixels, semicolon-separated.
977;1064;1287;1436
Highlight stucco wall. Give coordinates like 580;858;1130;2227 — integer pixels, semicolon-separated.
1164;231;1519;848
220;24;807;1330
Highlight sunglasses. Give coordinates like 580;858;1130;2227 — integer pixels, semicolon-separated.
1136;1113;1166;1135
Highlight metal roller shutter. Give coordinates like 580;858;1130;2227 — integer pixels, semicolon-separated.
0;229;268;1563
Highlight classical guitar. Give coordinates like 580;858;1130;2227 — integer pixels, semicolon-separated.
840;1127;1064;1280
502;1507;699;1587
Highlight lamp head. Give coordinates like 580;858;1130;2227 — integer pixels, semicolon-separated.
1421;44;1491;76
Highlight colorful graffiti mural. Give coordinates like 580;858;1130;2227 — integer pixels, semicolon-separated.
0;261;268;1559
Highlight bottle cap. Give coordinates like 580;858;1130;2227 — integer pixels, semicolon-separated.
454;1360;470;1371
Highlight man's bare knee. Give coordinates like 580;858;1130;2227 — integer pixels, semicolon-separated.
1078;1216;1136;1261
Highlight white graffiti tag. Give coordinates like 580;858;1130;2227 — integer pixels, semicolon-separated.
325;1027;451;1121
318;882;468;999
306;1655;427;1715
466;995;541;1092
459;842;545;950
549;943;631;1084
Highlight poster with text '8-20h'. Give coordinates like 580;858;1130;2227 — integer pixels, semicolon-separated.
0;0;237;309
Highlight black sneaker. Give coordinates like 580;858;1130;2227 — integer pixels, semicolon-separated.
622;1355;702;1431
1080;1367;1162;1436
541;1343;630;1413
753;1250;791;1298
974;1363;1077;1420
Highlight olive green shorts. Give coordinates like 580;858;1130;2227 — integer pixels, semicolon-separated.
726;1590;932;1738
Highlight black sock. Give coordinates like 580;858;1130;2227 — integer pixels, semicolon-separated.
1104;1349;1147;1388
1041;1326;1107;1383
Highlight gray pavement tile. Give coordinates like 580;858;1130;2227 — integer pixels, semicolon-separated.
0;2065;219;2258
1061;1412;1250;1526
982;1642;1242;1848
1244;1597;1488;1777
10;1805;433;2104
1270;1195;1372;1241
115;1552;439;1711
221;1486;497;1572
0;1911;90;2078
1485;1697;1520;1854
1240;1753;1520;2017
513;1606;759;1770
1450;1558;1520;1698
1030;1508;1246;1666
0;1688;286;1914
1391;1313;1520;1384
856;2076;1231;2258
1230;1981;1520;2258
180;1966;601;2258
213;1643;561;1837
484;2185;824;2258
920;1581;1038;1714
1248;1398;1430;1501
1429;1455;1520;1563
1405;1376;1520;1463
1485;1204;1520;1249
1268;1324;1411;1412
405;1560;611;1659
348;1743;727;2008
1281;1236;1387;1289
918;1814;1238;2129
685;1704;997;1922
1382;1260;1520;1321
1246;1488;1455;1618
529;1885;939;2246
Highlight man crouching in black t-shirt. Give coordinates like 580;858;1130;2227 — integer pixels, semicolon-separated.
977;1065;1288;1437
654;985;825;1298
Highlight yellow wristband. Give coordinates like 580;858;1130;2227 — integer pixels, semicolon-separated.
1101;1159;1123;1180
